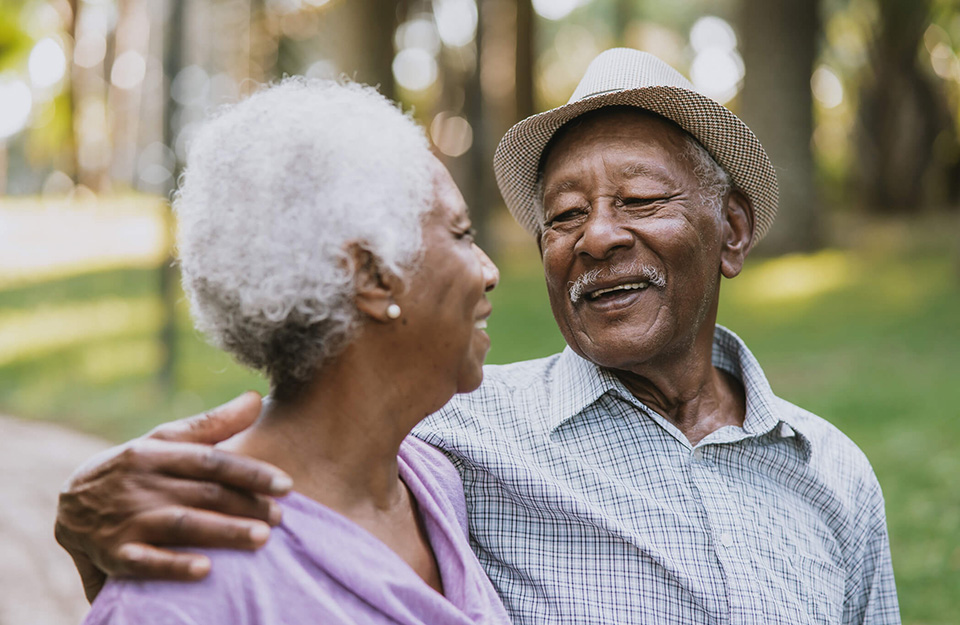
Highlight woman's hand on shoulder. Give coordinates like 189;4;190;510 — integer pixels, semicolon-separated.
54;391;293;602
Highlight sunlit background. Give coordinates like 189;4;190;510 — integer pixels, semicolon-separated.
1;0;959;623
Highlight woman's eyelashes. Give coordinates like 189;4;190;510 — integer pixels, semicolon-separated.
456;227;477;242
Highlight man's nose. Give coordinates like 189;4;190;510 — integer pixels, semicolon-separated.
574;204;633;259
474;243;500;292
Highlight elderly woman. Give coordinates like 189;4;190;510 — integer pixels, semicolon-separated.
81;79;509;624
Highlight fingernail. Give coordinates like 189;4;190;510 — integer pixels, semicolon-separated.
249;523;270;544
188;557;211;577
268;502;283;526
270;474;293;494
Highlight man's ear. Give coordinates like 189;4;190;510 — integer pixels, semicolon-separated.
719;190;754;279
350;244;401;323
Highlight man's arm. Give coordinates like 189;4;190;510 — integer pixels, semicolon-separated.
858;488;901;624
54;392;293;602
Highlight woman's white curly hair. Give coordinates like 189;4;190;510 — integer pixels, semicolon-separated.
175;78;434;397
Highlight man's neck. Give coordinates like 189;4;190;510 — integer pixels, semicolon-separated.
611;325;746;446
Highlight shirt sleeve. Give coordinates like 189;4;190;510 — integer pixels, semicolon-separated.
848;479;901;625
860;503;901;624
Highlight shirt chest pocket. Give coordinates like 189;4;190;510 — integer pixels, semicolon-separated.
793;552;845;624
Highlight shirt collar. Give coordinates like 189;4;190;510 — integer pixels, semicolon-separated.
547;346;621;432
546;325;812;457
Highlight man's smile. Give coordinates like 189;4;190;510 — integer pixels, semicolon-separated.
586;280;652;300
568;263;666;304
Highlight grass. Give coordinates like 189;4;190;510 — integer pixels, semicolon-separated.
1;210;957;622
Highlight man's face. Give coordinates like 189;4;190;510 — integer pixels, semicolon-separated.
538;109;735;371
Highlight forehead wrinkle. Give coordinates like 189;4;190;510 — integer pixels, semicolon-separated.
618;161;674;185
541;177;582;208
549;178;579;194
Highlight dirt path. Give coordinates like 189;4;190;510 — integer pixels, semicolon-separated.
0;416;110;625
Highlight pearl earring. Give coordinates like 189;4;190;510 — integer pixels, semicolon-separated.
386;303;402;320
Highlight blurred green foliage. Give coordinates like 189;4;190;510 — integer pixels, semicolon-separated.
0;4;32;70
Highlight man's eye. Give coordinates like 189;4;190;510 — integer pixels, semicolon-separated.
458;227;477;241
623;197;659;207
546;209;583;226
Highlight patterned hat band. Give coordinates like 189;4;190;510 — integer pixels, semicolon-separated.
493;48;779;244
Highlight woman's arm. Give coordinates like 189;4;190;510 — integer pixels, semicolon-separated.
55;392;293;602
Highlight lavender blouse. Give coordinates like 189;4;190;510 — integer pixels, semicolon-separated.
82;436;511;624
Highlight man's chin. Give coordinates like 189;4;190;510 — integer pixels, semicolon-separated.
567;328;665;371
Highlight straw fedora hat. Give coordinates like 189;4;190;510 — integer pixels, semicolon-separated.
493;48;778;243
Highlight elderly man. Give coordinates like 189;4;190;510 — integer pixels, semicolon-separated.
56;49;899;624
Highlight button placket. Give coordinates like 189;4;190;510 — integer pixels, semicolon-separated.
687;444;765;618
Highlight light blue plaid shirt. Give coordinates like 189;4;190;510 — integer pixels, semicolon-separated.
414;326;899;624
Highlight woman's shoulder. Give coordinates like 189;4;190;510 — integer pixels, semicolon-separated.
399;436;464;496
82;502;363;625
399;435;469;534
82;550;264;624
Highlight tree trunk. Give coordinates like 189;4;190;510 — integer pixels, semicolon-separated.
738;0;820;253
613;0;634;47
0;144;6;195
307;0;396;98
108;0;150;187
157;0;186;393
71;0;112;192
515;0;534;120
855;0;953;213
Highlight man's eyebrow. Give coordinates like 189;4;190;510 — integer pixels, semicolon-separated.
619;162;674;185
543;178;579;196
545;162;677;197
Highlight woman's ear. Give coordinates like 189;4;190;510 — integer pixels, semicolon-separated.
350;245;401;323
719;190;754;279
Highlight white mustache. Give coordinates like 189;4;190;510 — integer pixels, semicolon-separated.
568;263;666;304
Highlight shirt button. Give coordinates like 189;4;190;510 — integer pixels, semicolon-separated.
692;447;714;467
719;533;735;548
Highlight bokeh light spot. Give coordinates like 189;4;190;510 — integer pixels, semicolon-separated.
0;78;33;140
532;0;587;21
74;33;107;68
110;50;147;90
690;50;743;104
430;112;473;157
812;65;844;108
28;38;66;89
171;65;211;107
434;0;477;48
690;16;738;54
396;16;441;56
392;48;438;92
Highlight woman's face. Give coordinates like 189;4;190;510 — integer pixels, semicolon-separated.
399;163;499;395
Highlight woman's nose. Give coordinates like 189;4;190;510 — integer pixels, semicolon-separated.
474;243;500;292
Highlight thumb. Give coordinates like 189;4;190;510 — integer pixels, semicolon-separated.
148;391;263;444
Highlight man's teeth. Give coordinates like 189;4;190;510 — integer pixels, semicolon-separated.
475;319;488;329
588;282;649;300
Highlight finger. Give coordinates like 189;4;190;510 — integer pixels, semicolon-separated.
148;391;262;445
133;507;273;550
112;542;212;581
148;475;283;525
120;439;292;496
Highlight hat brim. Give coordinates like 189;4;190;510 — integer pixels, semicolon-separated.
493;85;778;244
